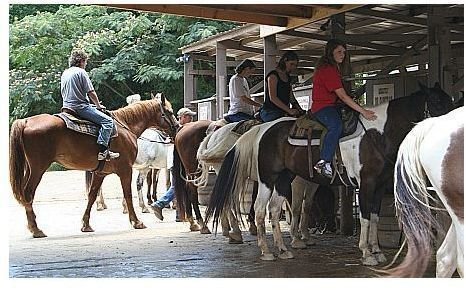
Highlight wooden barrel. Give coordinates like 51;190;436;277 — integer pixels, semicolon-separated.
198;172;216;206
377;193;403;249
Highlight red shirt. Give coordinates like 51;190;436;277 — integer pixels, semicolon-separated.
311;64;343;113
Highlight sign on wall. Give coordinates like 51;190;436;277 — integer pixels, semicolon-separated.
373;83;395;105
198;102;211;120
295;95;310;111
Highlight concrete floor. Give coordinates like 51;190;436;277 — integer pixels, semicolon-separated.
7;170;451;281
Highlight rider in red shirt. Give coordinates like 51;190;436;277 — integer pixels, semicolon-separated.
310;39;377;178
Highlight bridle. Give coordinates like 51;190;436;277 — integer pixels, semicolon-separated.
157;100;180;138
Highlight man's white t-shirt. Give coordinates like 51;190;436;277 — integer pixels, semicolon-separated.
227;74;253;115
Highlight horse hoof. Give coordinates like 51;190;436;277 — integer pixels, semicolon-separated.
222;230;230;237
249;224;257;236
133;221;146;229
96;206;106;211
374;252;387;263
278;250;294;259
260;253;276;261
142;207;150;213
200;227;211;234
81;226;94;232
32;230;47;238
304;238;316;246
228;237;244;244
361;255;378;266
190;224;201;231
291;238;307;249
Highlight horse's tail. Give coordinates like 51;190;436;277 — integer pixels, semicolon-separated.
205;129;256;232
173;144;188;218
194;130;214;187
9;119;30;205
385;119;440;277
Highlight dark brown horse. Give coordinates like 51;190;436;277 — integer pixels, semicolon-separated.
172;120;213;233
9;97;178;238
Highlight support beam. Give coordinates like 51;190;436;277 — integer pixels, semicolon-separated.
183;56;195;108
353;7;428;27
263;34;278;92
215;42;227;120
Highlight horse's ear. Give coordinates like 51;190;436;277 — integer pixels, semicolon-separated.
160;93;166;105
418;81;428;93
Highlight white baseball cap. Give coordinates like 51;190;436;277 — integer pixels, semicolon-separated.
177;108;197;117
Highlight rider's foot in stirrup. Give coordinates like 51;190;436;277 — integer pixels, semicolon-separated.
314;160;333;179
97;150;120;161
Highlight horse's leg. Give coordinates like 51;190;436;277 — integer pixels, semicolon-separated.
86;171;106;211
357;183;379;266
298;181;319;246
136;169;150;213
24;167;48;238
290;178;307;249
152;169;160;205
145;169;154;204
269;190;294;259
220;211;231;237
248;181;258;235
119;171;146;229
189;184;210;234
436;224;458;277
368;186;387;263
227;209;243;244
96;187;107;211
82;173;105;232
185;196;200;231
255;182;275;261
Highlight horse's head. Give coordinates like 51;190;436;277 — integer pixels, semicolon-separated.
419;82;454;117
154;95;179;138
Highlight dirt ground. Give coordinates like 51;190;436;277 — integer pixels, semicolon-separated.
7;170;449;281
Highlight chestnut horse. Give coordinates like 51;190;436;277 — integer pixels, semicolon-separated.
386;107;463;277
9;97;178;238
206;83;454;262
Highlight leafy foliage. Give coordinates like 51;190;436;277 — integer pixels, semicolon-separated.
9;5;237;126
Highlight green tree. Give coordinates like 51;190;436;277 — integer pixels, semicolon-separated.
9;5;237;126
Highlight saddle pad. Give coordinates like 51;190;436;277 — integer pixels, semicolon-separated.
55;112;118;138
231;119;263;135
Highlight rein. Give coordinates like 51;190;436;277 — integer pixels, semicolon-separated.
138;136;172;144
357;117;395;166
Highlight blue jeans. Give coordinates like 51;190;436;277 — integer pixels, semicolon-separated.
224;112;255;123
154;185;174;208
74;105;115;147
314;106;343;162
259;108;285;122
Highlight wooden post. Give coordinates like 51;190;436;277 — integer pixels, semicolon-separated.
263;34;278;83
216;41;227;120
183;55;195;108
428;5;452;95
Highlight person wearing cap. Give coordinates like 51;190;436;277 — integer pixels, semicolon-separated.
224;59;262;123
150;107;196;221
177;107;197;126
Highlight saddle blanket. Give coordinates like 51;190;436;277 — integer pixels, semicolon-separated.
55;112;118;138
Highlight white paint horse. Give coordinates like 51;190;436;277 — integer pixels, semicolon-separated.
386;106;463;277
198;121;317;248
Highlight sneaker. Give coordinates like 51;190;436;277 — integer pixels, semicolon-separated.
314;160;333;179
97;150;120;161
151;204;164;221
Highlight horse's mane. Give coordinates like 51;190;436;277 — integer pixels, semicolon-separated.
111;99;173;124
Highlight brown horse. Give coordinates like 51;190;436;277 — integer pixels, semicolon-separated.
172;120;214;233
9;97;178;238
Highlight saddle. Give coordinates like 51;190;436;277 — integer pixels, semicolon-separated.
55;108;118;139
231;119;263;135
288;105;360;178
